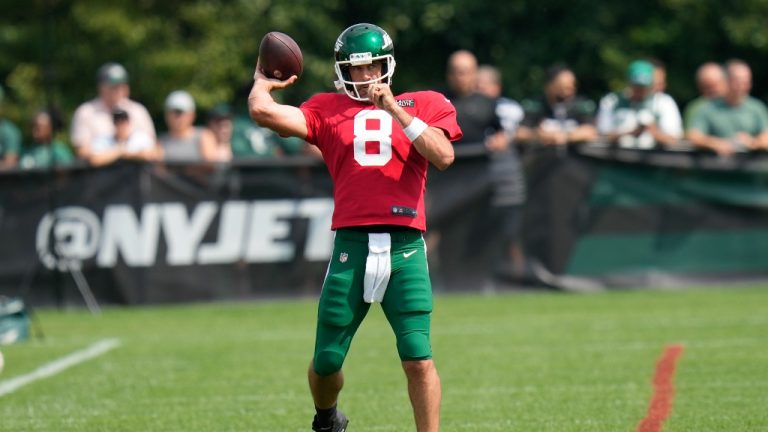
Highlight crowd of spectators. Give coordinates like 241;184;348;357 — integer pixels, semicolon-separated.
0;56;767;173
0;62;310;172
431;51;768;282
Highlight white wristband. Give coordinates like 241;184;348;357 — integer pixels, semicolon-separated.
403;117;428;142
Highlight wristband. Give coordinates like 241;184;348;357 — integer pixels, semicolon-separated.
403;117;428;142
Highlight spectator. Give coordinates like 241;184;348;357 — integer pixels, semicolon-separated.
596;59;683;149
88;108;158;166
683;62;728;129
18;110;74;170
650;58;668;94
517;64;597;145
686;59;768;156
0;84;21;170
159;90;219;163
477;65;524;135
476;64;527;279
71;62;156;161
651;58;685;146
206;103;234;162
443;50;505;148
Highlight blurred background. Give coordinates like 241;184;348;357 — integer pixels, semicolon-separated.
2;0;768;119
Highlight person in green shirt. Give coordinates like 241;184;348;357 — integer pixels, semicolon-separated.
687;59;768;157
0;85;22;170
18;110;75;170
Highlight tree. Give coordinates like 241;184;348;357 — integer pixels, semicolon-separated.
1;0;767;140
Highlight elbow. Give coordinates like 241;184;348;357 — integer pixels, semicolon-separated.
248;95;274;128
434;152;454;171
248;103;269;127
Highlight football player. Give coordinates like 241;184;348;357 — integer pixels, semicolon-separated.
249;23;462;432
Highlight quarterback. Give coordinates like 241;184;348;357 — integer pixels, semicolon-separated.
249;23;462;432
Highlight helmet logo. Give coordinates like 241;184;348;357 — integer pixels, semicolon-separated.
382;32;393;49
349;52;373;65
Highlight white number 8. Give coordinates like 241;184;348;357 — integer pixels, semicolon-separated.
353;110;393;166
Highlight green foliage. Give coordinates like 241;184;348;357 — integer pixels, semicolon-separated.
1;0;768;136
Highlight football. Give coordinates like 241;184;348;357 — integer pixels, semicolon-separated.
258;31;303;80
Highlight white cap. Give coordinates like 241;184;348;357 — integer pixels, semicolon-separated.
164;90;196;112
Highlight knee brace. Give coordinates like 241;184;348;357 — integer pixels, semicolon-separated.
313;348;346;376
397;331;432;361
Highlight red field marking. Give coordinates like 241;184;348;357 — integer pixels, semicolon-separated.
636;344;685;432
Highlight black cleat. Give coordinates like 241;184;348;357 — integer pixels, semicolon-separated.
311;410;349;432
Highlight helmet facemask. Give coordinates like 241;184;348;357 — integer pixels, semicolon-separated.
334;54;396;101
333;23;396;102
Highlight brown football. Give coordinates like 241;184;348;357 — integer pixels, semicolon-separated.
258;31;303;80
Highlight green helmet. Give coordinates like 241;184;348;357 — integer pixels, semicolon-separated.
334;23;396;101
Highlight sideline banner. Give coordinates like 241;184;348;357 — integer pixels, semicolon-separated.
522;147;768;288
1;147;767;305
0;162;338;304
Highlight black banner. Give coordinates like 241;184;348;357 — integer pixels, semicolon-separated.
2;146;768;305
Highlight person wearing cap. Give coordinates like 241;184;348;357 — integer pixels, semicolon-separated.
86;108;158;166
596;59;683;149
206;103;234;162
0;85;22;170
686;59;768;156
70;62;156;161
159;90;219;162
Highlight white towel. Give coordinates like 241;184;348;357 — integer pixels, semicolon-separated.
363;233;392;303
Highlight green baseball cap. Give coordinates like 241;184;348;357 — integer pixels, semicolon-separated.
627;60;654;87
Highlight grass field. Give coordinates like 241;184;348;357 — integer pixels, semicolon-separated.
1;285;767;431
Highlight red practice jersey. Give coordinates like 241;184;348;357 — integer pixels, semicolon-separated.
300;91;462;231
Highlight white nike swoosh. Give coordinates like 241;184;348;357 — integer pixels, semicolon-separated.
403;250;417;258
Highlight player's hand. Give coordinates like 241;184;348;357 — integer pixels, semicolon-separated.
369;83;396;112
253;60;298;90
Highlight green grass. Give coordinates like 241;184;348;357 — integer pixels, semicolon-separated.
1;285;767;431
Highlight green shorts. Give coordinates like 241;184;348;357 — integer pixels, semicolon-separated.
312;228;434;376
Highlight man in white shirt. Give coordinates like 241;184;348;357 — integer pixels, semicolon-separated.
71;62;157;161
596;60;683;149
87;109;158;166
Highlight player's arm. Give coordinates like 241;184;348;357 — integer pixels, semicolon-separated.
247;64;308;140
411;123;455;170
369;84;455;170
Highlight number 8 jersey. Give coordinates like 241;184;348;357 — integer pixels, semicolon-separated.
300;91;463;231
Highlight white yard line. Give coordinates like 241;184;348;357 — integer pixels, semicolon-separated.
0;338;120;397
